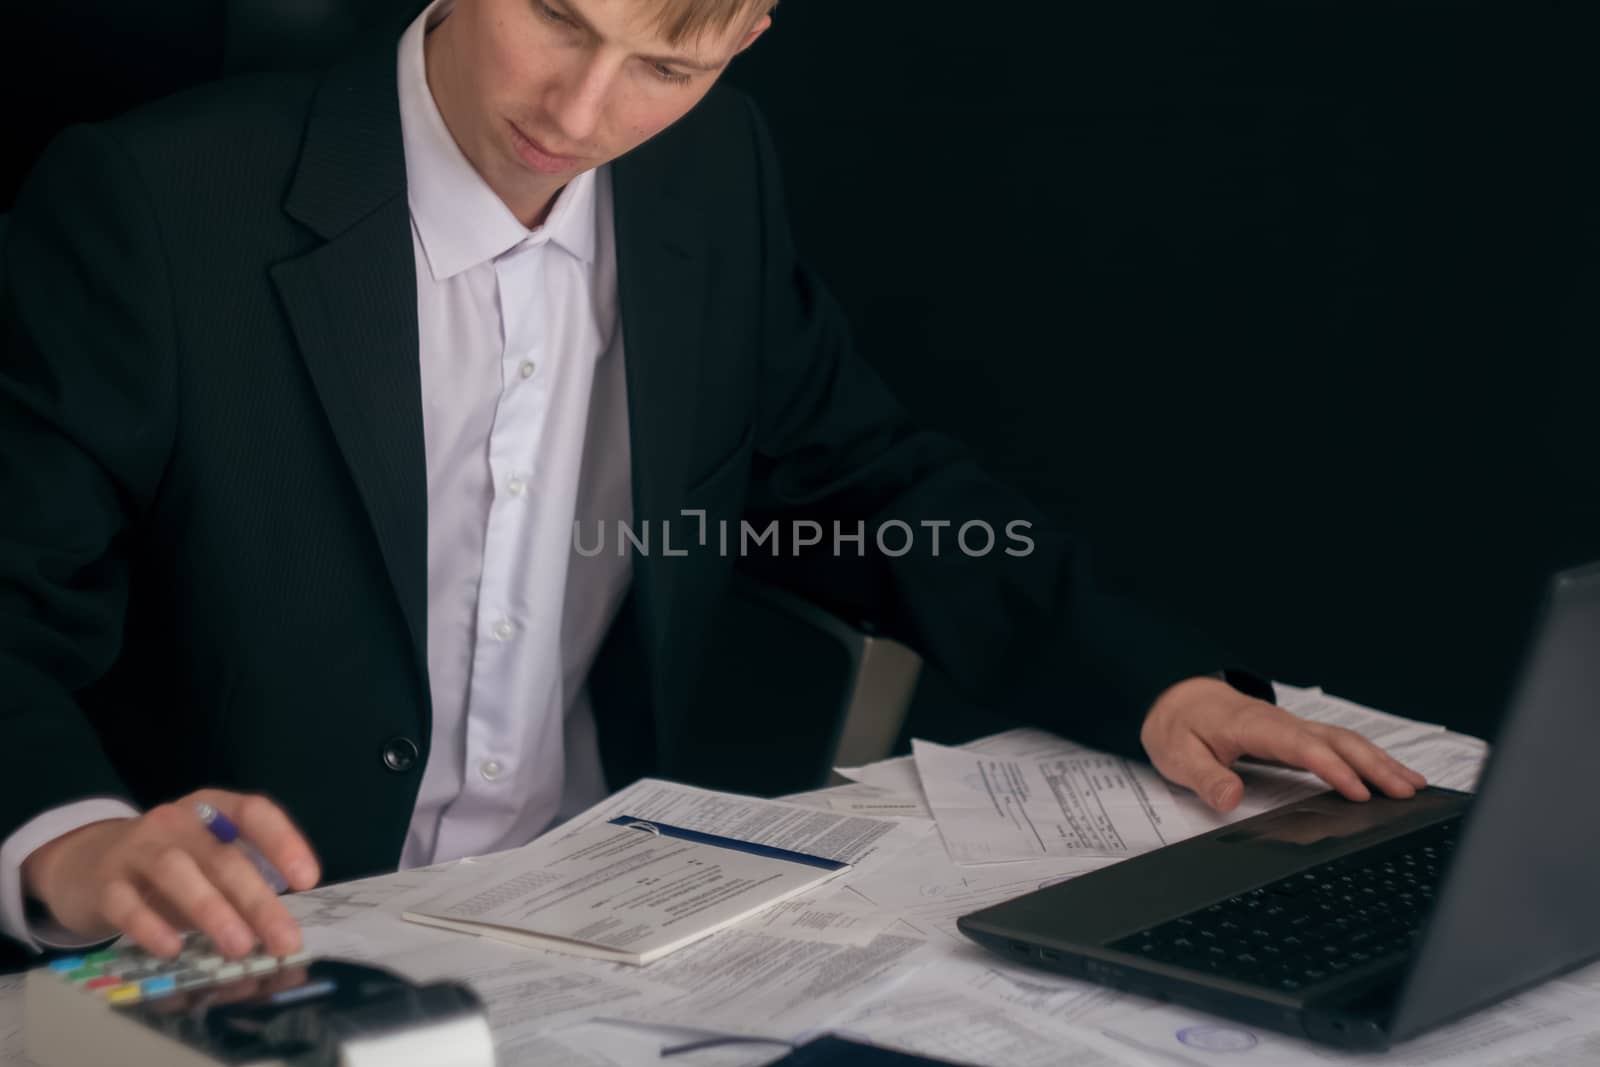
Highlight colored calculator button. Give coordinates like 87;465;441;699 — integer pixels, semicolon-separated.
63;965;103;983
84;950;121;965
105;984;142;1005
140;976;177;998
85;976;122;991
48;957;86;973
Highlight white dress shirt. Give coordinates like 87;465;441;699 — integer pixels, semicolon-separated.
0;0;634;948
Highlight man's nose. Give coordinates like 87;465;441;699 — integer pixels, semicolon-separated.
546;63;612;145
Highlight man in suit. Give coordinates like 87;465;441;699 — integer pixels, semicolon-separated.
0;0;1425;961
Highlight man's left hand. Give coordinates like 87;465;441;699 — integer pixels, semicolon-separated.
1141;676;1428;813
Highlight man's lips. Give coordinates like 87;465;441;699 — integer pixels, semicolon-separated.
509;121;580;174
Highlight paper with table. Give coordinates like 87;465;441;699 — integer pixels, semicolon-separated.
911;738;1202;864
551;776;923;868
403;816;851;965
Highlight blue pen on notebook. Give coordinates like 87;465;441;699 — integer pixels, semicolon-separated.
195;802;290;894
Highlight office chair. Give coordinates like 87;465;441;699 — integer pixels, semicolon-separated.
1;0;922;799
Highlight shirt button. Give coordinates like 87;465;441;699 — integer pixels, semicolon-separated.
492;618;515;641
507;477;526;497
519;360;536;380
480;760;504;782
382;737;420;773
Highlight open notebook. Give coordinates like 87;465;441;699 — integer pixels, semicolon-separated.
403;816;850;965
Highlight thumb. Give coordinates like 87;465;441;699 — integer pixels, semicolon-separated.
1202;772;1245;813
1152;731;1245;813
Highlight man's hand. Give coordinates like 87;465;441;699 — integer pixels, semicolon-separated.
1141;677;1427;812
20;790;320;959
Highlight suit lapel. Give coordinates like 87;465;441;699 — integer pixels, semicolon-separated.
612;152;714;678
270;29;431;699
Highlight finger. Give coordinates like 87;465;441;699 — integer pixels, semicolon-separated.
202;841;304;957
203;792;321;892
1396;755;1428;788
148;896;194;935
1317;729;1423;797
141;846;257;958
1256;729;1428;790
1301;722;1427;789
99;879;183;958
1149;729;1246;812
1242;715;1371;801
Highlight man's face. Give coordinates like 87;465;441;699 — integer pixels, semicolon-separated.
428;0;771;226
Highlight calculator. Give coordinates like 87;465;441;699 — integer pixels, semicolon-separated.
25;932;495;1066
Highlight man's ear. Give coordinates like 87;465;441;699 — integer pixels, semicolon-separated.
733;14;772;56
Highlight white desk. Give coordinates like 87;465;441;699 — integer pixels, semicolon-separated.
6;684;1598;1067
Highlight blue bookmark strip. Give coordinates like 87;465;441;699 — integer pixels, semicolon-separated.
609;816;849;872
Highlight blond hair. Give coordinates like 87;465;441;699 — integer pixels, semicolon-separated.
641;0;778;48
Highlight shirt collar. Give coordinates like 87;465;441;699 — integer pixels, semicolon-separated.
397;0;598;282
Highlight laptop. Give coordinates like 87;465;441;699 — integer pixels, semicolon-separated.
957;562;1600;1051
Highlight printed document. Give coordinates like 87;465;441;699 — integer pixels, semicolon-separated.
556;777;915;868
404;817;846;965
913;739;1200;864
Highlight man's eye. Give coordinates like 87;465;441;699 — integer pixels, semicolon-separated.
536;2;573;26
653;63;692;85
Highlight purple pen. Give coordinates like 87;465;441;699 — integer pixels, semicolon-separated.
195;802;291;894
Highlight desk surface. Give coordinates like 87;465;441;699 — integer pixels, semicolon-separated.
5;684;1598;1067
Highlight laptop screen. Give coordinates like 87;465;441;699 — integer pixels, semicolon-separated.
1390;562;1600;1039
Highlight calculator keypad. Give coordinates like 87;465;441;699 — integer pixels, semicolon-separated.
45;932;309;1006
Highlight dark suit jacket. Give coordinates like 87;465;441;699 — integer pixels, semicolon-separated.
0;13;1237;900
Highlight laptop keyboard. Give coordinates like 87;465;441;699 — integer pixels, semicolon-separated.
1108;817;1462;994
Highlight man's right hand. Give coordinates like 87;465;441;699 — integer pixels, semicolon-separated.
19;790;321;960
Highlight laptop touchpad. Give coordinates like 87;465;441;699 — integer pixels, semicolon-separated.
1217;791;1459;851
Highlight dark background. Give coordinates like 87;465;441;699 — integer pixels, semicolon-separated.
5;1;1597;745
729;0;1600;745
